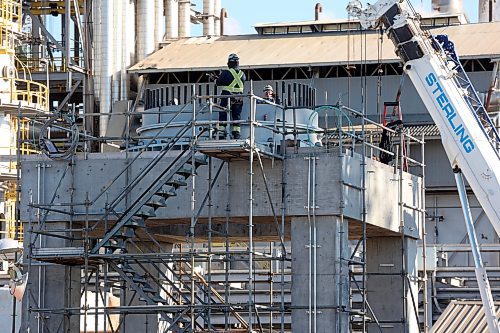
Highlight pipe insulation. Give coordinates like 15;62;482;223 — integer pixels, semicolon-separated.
121;0;131;100
154;0;164;47
431;0;463;14
112;0;122;102
136;0;155;61
178;0;191;38
99;0;113;136
165;0;179;39
479;0;500;22
92;0;101;99
203;0;214;36
214;0;221;36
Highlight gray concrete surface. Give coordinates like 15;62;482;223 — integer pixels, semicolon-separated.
291;216;350;333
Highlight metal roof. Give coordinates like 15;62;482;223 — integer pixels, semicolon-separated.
129;22;500;74
430;300;500;333
407;124;441;138
252;13;468;34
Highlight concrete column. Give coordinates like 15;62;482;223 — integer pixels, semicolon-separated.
21;222;81;333
291;215;349;333
366;236;419;333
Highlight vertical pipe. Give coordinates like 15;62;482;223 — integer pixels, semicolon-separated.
431;0;463;14
112;0;122;102
203;0;214;36
248;83;255;331
214;0;221;36
312;158;317;333
219;9;227;36
121;0;130;100
178;0;191;38
93;0;101;100
315;3;323;20
165;0;179;39
99;0;113;137
307;156;312;333
279;101;287;333
190;85;197;332
479;0;491;22
65;0;72;91
136;0;155;61
154;0;165;47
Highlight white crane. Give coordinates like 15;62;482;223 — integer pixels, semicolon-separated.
348;1;500;332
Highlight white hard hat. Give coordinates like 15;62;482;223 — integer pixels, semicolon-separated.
263;85;273;91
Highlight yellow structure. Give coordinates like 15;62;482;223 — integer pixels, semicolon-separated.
0;0;49;240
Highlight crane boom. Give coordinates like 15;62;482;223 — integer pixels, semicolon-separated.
347;1;500;331
350;0;500;232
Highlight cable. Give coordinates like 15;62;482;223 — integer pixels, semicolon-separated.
39;112;80;160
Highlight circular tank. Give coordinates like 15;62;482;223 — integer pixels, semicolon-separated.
134;102;323;150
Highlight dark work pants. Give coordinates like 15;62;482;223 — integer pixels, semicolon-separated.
219;98;243;132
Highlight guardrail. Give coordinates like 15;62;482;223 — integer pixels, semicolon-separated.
0;0;21;53
1;77;49;111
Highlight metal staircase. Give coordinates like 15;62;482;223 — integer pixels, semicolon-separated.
83;118;218;331
91;149;206;254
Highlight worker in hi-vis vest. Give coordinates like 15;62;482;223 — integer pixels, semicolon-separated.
216;53;246;139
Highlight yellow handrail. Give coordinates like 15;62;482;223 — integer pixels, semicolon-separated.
2;77;49;111
0;0;21;54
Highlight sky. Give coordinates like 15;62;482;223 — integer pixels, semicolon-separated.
190;0;479;35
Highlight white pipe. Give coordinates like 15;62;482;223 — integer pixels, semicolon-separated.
178;0;191;38
99;0;113;137
136;0;155;62
431;0;463;14
92;0;101;99
307;157;312;333
154;0;164;47
203;0;214;36
312;159;317;333
479;0;491;22
112;0;122;102
121;0;130;100
165;0;179;39
214;0;221;36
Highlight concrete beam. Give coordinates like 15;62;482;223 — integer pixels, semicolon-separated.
20;150;422;239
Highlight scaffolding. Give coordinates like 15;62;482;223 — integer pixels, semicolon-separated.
16;83;427;333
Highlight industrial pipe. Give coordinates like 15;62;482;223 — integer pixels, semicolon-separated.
431;0;463;14
178;0;191;38
203;0;214;36
214;0;221;36
112;0;122;102
136;0;155;61
99;0;113;136
220;8;227;36
315;3;323;20
154;0;164;47
479;0;500;22
165;0;179;39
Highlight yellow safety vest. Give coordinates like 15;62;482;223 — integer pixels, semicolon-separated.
223;68;244;93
